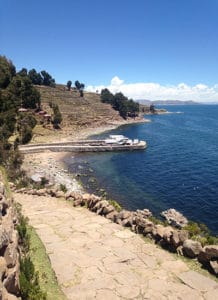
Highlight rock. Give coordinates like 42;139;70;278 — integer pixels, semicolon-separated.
0;227;11;250
170;230;189;249
210;260;218;275
161;208;188;228
0;183;5;195
73;199;83;207
143;221;155;234
0;257;7;279
183;239;203;258
36;188;47;196
87;195;101;210
116;210;132;221
101;205;115;216
153;224;166;240
4;242;18;268
135;209;152;218
55;190;65;198
198;245;218;270
82;193;92;202
3;262;20;295
105;211;118;222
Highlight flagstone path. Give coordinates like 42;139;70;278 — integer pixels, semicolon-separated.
14;193;218;300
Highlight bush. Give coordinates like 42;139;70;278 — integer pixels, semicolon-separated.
60;183;67;193
15;204;47;299
108;199;122;212
20;257;46;300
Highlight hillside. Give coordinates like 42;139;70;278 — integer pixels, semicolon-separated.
137;99;199;105
33;84;124;142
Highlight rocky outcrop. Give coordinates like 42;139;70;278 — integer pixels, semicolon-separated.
0;175;20;299
198;246;218;275
161;208;188;228
15;186;218;277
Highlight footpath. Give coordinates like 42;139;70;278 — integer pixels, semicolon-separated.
14;192;218;300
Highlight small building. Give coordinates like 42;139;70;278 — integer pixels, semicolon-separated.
18;108;28;112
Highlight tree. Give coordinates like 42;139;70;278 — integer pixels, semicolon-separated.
67;80;72;91
41;70;55;87
75;80;81;90
28;69;43;85
52;104;62;129
150;104;156;114
18;68;28;77
0;56;16;88
100;88;114;104
74;80;85;97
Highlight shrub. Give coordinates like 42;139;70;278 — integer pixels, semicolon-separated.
60;183;67;193
108;199;122;212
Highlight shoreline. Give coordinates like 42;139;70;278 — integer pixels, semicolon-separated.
22;117;150;195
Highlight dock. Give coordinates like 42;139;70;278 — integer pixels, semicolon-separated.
19;138;147;154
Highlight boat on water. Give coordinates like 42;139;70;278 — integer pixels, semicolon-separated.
105;135;139;145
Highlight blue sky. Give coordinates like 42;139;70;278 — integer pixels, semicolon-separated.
1;0;218;101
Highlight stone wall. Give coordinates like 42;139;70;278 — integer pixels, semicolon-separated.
0;174;20;300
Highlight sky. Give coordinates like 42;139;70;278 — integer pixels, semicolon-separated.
1;0;218;102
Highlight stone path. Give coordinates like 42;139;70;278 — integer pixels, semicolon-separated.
14;193;218;300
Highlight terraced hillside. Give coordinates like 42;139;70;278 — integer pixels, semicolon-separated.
37;84;122;129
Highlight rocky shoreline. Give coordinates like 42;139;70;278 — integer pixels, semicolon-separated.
20;120;218;278
13;186;218;277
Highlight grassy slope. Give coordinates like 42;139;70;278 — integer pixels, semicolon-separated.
28;226;67;300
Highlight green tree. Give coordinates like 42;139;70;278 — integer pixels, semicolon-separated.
52;104;62;129
75;80;81;90
67;80;72;91
41;70;55;87
100;88;114;104
28;69;43;85
0;56;16;88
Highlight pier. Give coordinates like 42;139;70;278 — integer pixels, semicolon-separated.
19;138;147;154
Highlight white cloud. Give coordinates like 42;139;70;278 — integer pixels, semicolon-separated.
87;76;218;103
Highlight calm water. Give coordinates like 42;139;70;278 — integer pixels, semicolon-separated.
67;105;218;235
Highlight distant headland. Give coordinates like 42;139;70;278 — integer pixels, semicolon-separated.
137;99;200;105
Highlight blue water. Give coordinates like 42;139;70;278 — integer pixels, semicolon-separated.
68;105;218;235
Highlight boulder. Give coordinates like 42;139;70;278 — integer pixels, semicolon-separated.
87;196;101;210
55;190;65;198
209;260;218;275
3;262;20;295
101;205;115;216
161;208;188;228
82;193;92;203
170;230;189;249
105;211;118;222
183;239;203;258
4;243;18;268
0;257;7;280
198;245;218;265
135;209;152;218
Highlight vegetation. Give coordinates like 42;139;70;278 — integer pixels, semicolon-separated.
52;104;62;129
0;55;40;181
100;88;139;119
184;221;218;246
60;183;67;193
75;80;85;97
28;68;55;87
67;80;72;91
15;204;47;299
108;199;122;212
